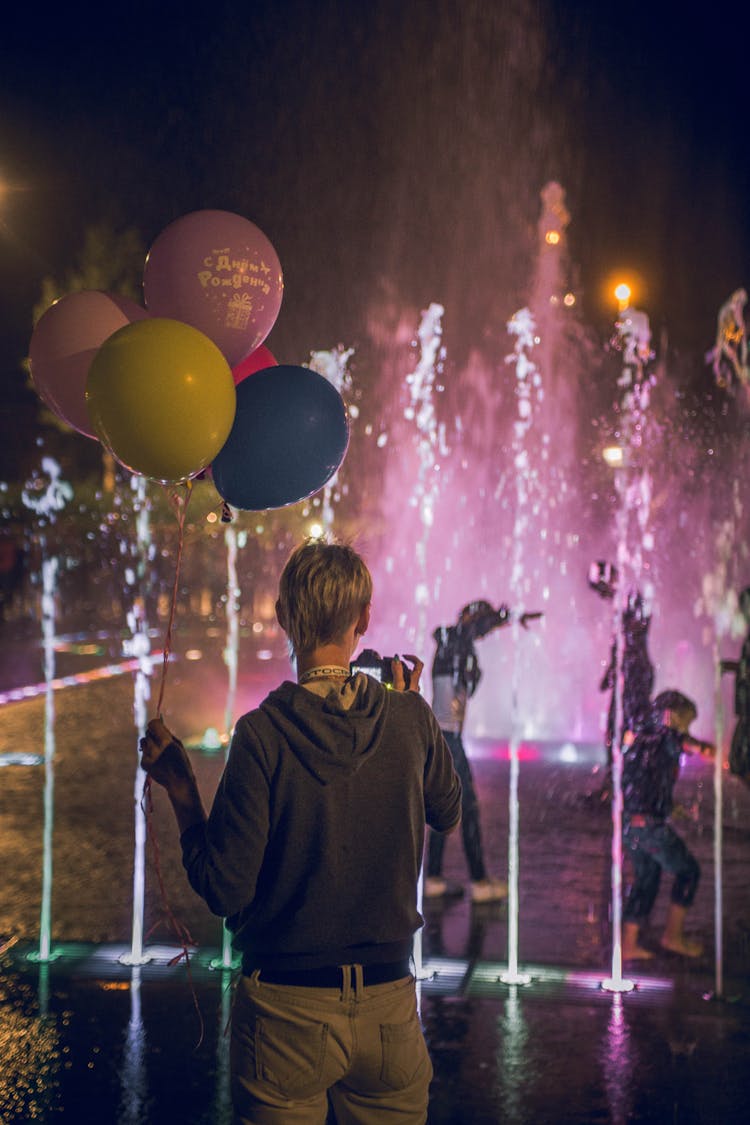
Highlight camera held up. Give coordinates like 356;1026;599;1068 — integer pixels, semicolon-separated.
350;647;411;690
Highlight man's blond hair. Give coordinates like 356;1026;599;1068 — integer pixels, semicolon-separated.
276;538;373;656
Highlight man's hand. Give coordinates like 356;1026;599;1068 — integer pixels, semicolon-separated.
683;734;716;759
392;654;424;693
140;717;206;834
140;718;196;790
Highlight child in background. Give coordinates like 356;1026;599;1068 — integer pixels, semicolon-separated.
621;689;715;960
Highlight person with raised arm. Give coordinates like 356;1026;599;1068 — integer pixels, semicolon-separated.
424;598;541;903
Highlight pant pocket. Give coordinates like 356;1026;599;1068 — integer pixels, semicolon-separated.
255;1015;329;1097
380;1015;432;1089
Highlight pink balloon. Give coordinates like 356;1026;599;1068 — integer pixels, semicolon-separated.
231;344;278;386
29;291;149;438
143;210;284;366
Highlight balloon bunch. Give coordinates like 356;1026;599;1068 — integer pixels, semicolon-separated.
28;209;349;509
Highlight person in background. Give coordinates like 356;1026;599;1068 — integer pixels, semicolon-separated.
424;598;541;903
600;591;654;749
621;689;715;960
720;585;750;783
589;562;654;798
140;538;461;1124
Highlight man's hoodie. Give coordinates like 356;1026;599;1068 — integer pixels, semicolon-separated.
181;673;461;969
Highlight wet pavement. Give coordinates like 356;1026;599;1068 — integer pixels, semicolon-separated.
1;628;749;1123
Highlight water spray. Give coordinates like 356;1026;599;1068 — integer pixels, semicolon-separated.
500;307;541;986
601;305;656;993
213;521;243;971
120;474;155;967
308;345;356;535
404;303;447;653
399;305;446;979
695;486;744;999
22;456;73;964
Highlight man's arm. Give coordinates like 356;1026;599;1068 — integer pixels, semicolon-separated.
681;734;716;758
471;605;543;639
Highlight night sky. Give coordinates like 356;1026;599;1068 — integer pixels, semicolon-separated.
0;0;746;477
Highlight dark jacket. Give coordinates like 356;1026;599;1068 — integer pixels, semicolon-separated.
180;673;461;969
622;721;683;820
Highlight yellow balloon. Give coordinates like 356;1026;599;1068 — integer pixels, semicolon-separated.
86;318;236;483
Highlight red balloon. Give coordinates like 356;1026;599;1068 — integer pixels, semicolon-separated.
212;365;350;511
231;344;278;386
29;291;148;438
143;210;283;366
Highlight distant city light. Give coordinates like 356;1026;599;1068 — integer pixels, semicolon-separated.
308;522;324;539
614;281;632;311
200;727;224;751
563;292;576;307
602;445;624;467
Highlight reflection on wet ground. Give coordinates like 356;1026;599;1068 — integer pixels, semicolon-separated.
1;647;749;1122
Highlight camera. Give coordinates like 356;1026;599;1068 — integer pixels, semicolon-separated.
350;647;411;689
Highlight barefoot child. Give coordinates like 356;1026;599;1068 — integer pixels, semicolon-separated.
621;690;715;960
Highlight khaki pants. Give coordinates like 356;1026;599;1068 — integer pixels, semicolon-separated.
231;969;432;1124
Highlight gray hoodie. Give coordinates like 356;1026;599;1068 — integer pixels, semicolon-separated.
180;673;461;969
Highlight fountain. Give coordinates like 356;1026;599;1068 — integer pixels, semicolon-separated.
2;198;749;1125
120;474;154;968
20;457;73;966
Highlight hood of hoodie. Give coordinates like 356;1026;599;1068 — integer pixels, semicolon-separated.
259;673;389;785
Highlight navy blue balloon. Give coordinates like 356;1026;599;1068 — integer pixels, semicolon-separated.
211;365;350;510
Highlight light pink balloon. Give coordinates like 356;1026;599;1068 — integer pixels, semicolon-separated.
143;210;284;367
29;291;149;438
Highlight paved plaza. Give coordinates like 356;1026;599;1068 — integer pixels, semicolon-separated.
1;629;749;1123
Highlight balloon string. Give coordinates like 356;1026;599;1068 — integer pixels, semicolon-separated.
144;478;203;1046
141;776;205;1049
156;479;193;717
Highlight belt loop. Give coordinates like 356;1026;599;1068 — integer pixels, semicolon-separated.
353;963;364;998
340;965;351;1001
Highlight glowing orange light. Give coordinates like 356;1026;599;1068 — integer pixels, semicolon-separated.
545;230;561;245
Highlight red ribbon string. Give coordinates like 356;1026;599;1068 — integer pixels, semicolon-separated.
142;478;205;1047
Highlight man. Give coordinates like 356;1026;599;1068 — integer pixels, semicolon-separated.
140;538;461;1123
589;564;654;776
424;599;540;903
599;589;654;766
720;585;750;781
621;690;715;960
